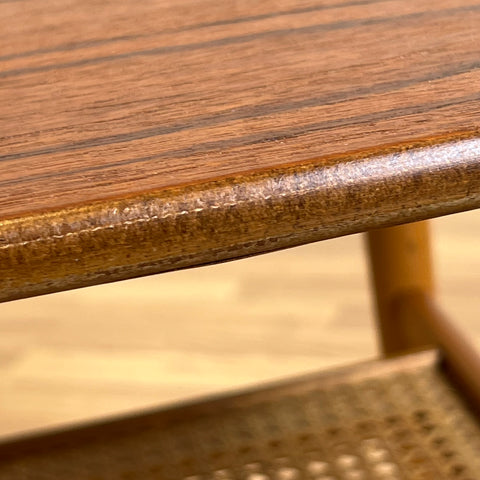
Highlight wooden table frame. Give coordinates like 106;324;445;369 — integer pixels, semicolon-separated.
2;0;480;474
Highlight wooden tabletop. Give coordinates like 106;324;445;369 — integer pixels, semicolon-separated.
1;0;480;302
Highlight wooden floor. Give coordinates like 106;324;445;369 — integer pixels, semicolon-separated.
0;212;479;440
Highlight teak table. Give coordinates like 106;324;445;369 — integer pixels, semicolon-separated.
1;0;480;478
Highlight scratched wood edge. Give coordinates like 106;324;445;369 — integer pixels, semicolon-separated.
1;132;480;303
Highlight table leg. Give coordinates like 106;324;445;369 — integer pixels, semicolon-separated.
365;221;435;356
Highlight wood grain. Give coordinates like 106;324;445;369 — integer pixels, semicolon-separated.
2;0;480;300
2;0;480;217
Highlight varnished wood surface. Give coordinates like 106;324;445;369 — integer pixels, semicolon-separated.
0;210;479;441
2;0;480;218
2;0;480;300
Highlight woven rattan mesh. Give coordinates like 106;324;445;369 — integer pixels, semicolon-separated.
1;351;479;480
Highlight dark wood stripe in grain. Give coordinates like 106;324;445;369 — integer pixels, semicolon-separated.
2;4;478;79
2;88;479;186
0;34;140;63
1;134;480;303
2;60;480;165
0;0;381;63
